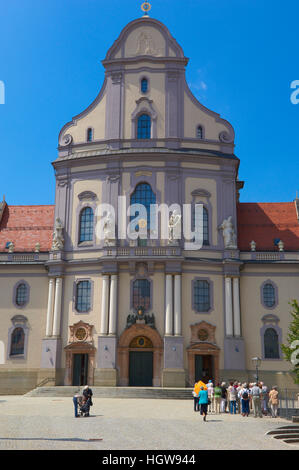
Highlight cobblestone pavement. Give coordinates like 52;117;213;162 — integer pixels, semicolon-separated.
0;396;297;450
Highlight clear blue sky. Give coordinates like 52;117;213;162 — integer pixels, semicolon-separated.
0;0;298;205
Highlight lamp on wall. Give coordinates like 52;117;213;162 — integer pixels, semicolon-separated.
251;356;261;383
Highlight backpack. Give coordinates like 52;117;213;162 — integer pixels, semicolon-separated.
242;391;248;400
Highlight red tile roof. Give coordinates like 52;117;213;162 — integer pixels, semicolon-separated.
237;202;299;251
1;201;299;253
0;205;55;252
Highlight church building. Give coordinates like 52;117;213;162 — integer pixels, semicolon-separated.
0;9;299;394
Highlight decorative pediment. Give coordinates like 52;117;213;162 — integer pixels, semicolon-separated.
78;191;97;201
132;97;158;121
261;314;280;325
69;321;93;344
11;315;28;326
191;189;211;199
190;321;216;345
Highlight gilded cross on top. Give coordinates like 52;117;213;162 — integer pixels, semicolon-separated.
141;2;152;16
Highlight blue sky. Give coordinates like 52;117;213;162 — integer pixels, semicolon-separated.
0;0;298;205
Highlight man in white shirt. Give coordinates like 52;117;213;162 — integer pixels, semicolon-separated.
250;383;263;418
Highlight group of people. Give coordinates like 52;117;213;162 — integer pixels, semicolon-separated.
193;380;279;421
73;385;93;417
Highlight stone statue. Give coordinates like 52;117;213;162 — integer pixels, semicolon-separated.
8;242;14;253
168;210;181;245
219;216;237;249
51;218;64;251
126;314;136;329
278;240;284;252
136;32;157;56
34;242;41;253
103;211;115;246
145;313;155;329
250;240;256;252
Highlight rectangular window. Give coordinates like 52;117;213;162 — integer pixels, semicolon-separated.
76;281;91;313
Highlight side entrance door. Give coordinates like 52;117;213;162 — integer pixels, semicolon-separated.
195;355;214;383
129;351;153;386
72;353;89;386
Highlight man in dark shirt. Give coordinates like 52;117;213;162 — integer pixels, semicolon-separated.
220;382;227;413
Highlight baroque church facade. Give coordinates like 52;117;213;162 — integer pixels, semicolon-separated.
1;15;299;394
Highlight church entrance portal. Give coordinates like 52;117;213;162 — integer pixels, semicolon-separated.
118;324;163;386
72;353;89;386
195;354;214;383
129;351;153;386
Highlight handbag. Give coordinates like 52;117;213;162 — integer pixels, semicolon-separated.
208;398;211;405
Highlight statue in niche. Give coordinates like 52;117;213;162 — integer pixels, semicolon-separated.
168;210;181;245
51;218;64;251
219;216;237;249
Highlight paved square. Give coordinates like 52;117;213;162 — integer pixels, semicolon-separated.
0;396;297;450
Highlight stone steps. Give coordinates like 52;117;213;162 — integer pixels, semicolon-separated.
24;386;193;400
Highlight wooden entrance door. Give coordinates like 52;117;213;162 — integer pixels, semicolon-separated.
72;353;89;386
129;351;153;386
195;355;214;383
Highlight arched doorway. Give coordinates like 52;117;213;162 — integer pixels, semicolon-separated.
187;321;220;386
64;321;96;386
129;336;153;386
118;324;163;387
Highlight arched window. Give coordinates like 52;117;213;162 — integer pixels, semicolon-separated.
137;114;151;139
79;207;94;243
141;78;148;93
197;126;203;139
132;279;151;311
10;327;25;356
263;283;276;308
130;183;156;230
191;205;209;245
87;128;93;142
75;280;91;313
15;283;28;307
193;280;210;312
264;328;280;359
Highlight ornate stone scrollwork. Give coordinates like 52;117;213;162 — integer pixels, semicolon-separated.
78;191;97;201
126;310;156;329
62;134;73;146
69;321;93;344
111;72;123;84
219;130;234;144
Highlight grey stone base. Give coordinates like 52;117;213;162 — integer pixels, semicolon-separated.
223;337;245;370
162;368;186;388
40;337;62;369
94;368;118;387
97;336;117;369
164;336;184;369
